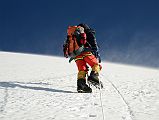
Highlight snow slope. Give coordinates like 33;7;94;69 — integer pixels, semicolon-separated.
0;51;159;120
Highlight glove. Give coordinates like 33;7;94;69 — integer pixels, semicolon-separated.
98;53;101;63
63;43;68;58
92;50;101;63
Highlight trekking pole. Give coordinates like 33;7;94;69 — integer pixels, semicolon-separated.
86;64;90;87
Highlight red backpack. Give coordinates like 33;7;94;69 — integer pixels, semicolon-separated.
63;26;85;58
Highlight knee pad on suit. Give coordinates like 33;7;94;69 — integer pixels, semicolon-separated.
92;64;101;73
77;71;86;79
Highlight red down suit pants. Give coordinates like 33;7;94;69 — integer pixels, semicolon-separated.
74;52;102;80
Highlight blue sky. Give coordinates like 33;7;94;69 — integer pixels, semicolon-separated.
0;0;159;68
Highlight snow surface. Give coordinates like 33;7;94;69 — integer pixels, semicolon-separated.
0;51;159;120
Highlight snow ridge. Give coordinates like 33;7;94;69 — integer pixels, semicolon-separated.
0;52;159;120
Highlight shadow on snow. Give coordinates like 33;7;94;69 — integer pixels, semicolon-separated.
0;82;75;93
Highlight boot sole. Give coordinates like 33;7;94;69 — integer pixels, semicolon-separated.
77;89;92;93
88;80;103;89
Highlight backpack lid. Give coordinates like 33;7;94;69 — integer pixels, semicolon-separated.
67;26;77;36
